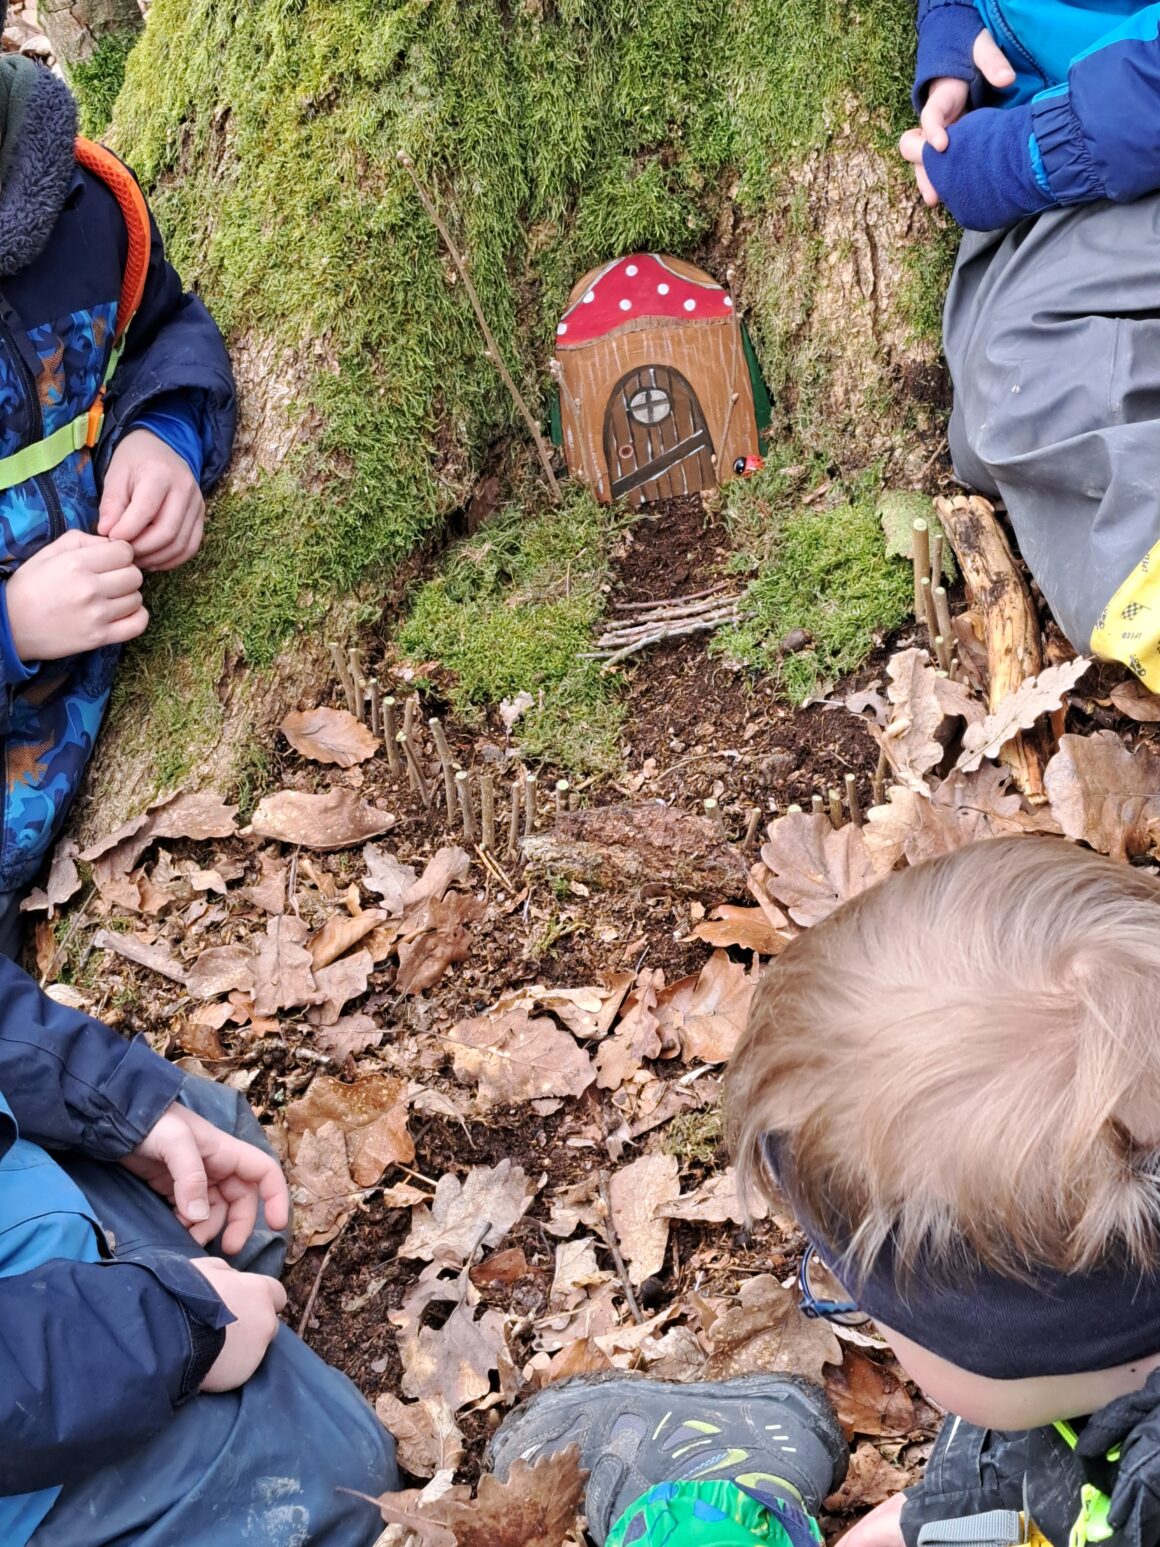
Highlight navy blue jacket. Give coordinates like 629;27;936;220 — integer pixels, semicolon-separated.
0;955;231;1493
0;156;235;892
915;0;1160;229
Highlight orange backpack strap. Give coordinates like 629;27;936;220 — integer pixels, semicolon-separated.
74;137;152;344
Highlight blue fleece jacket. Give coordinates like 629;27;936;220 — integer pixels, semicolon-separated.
914;0;1160;229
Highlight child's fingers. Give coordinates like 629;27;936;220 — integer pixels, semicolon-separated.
141;510;205;573
182;1186;229;1246
974;28;1015;87
217;1174;261;1259
899;127;925;166
105;470;168;545
103;604;150;644
155;1118;212;1225
129;488;191;559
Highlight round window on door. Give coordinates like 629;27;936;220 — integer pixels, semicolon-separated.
627;386;671;425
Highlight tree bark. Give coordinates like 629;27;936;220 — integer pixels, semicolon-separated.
37;0;140;69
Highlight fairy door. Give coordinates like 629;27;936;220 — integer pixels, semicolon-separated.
603;365;716;503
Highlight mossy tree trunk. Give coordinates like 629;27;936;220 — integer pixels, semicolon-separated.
75;0;953;835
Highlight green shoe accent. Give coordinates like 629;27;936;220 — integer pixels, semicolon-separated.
607;1479;807;1546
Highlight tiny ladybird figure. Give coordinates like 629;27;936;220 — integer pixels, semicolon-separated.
733;454;765;477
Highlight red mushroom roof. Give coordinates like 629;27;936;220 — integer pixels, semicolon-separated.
555;253;733;348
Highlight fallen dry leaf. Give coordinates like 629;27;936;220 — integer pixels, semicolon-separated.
1044;731;1160;861
439;1448;586;1547
401;1160;537;1267
449;1009;596;1107
608;1152;679;1285
250;914;320;1016
550;1237;612;1307
92;928;188;984
308;908;389;969
491;976;634;1041
705;1275;841;1382
868;650;958;791
659;1167;767;1226
826;1442;912;1512
285;1072;413;1187
825;1347;917;1439
957;657;1089;772
404;846;472;906
280;705;379;768
247;787;395;851
680;950;758;1064
861;762;1057;870
1111;678;1160;723
185;944;255;1000
309;949;373;1025
374;1393;465;1479
81;789;238;881
20;838;81;917
692;903;789;954
761;812;881;927
594;968;665;1089
362;844;419;913
395;892;484;996
399;1294;509;1412
470;1247;531;1289
283;1119;360;1260
241;851;287;915
312;1011;383;1061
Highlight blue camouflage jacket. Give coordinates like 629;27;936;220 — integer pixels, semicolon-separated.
0;154;234;893
0;953;231;1510
915;0;1160;229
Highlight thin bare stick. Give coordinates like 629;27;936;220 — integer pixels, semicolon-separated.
828;787;843;830
555;779;569;819
569;792;579;811
743;807;761;848
598;1169;644;1324
507;775;522;860
810;794;825;818
844;772;863;828
368;679;382;740
872;747;888;807
348;648;365;722
786;803;803;816
930;532;945;588
429;718;457;822
613;581;732;611
480;771;496;852
912;519;931;625
703;797;726;838
329;642;358;716
588;613;741;669
398;731;431;807
919;576;939;640
383;697;402;774
403;695;417;739
934;583;954;644
933;632;953;674
456;770;476;844
598;594;740;632
524;773;539;837
397;152;561;504
297;1215;353;1339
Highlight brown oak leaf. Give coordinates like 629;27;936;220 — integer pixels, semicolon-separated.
279;706;378;767
247;787;395;851
449;1008;596;1107
1044;731;1160;861
705;1275;841;1382
761;811;882;927
249;914;320;1016
608;1152;680;1285
957;657;1090;772
284;1072;413;1188
400;1160;537;1267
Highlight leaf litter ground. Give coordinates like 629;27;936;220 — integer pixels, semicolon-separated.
40;492;1160;1545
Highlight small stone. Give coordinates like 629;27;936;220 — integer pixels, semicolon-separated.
778;627;813;655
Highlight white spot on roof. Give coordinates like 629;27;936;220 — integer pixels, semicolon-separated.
724;295;733;307
556;323;567;335
625;263;639;276
619;299;631;312
683;298;696;312
583;290;595;304
657;283;670;295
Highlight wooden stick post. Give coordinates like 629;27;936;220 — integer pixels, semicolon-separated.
383;697;402;774
844;772;862;827
456;770;476;844
480;771;496;852
524;773;539;837
912;519;931;626
828;787;843;830
507;775;522;860
329;642;358;716
429;718;457;823
555;779;569;820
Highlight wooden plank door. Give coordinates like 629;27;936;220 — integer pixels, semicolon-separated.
603;364;716;503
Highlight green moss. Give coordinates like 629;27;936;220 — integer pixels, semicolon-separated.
663;1103;724;1168
397;489;625;772
901;217;961;345
72;30;139;139
720;470;914;700
97;0;931;792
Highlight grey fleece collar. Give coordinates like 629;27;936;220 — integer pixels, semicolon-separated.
0;57;77;279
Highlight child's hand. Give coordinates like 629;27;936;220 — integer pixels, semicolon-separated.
5;530;147;661
837;1492;906;1547
901;30;1017;204
188;1258;287;1391
99;429;205;573
121;1103;291;1256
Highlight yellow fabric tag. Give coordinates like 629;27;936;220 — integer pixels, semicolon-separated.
1091;541;1160;689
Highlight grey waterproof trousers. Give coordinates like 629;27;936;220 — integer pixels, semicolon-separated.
29;1075;397;1547
945;194;1160;685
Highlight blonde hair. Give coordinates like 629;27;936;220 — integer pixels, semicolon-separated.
727;837;1160;1279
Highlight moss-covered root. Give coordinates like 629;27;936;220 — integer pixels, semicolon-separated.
72;29;140;138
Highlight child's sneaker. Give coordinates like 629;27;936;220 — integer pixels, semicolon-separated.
486;1371;847;1544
